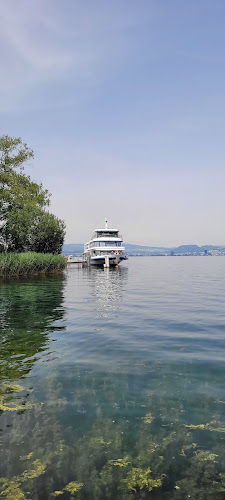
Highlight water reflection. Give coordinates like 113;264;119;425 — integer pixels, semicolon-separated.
89;266;128;318
0;275;66;380
0;275;68;497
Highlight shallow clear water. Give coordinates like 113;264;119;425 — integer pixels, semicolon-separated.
1;257;225;499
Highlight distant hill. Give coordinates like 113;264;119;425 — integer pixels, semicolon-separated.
62;243;84;255
125;244;171;255
62;242;171;256
63;242;225;256
174;244;225;254
126;243;225;255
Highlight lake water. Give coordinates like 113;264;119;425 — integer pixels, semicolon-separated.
1;257;225;499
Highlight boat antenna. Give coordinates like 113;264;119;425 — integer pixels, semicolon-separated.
105;218;108;229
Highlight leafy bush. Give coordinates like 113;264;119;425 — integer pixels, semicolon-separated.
0;134;66;253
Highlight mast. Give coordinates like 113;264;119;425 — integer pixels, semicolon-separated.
105;218;108;229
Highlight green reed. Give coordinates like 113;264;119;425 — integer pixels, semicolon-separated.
0;252;66;276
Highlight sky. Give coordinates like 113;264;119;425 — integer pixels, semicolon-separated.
1;0;225;246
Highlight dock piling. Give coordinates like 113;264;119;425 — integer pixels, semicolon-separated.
104;255;109;268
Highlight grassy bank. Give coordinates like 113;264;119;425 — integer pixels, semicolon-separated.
0;252;66;277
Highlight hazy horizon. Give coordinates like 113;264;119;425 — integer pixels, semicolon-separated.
63;240;225;249
1;1;225;246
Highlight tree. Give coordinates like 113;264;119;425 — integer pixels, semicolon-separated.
0;135;65;253
32;211;66;254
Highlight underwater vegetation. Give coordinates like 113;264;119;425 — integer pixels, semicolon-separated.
2;399;225;499
143;413;153;424
0;455;48;500
184;422;225;432
0;454;83;500
2;356;225;499
122;467;162;492
2;270;225;499
2;334;225;500
52;482;84;496
0;383;34;412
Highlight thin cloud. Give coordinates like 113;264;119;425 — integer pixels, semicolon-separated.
0;0;160;111
0;2;73;90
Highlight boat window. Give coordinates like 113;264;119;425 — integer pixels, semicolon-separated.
96;231;119;238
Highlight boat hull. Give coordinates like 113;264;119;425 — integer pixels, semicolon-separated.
90;254;126;266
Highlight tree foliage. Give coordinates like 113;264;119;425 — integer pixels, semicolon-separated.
0;135;65;253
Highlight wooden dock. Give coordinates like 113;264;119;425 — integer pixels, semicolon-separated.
65;256;89;266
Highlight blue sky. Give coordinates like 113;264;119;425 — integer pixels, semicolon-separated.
1;0;225;246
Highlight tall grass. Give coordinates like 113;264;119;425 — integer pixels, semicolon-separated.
0;252;66;277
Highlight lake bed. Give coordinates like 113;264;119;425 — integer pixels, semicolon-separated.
1;257;225;499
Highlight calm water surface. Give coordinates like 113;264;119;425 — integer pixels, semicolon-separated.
1;257;225;499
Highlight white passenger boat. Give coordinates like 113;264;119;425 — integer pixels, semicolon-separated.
84;219;127;267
